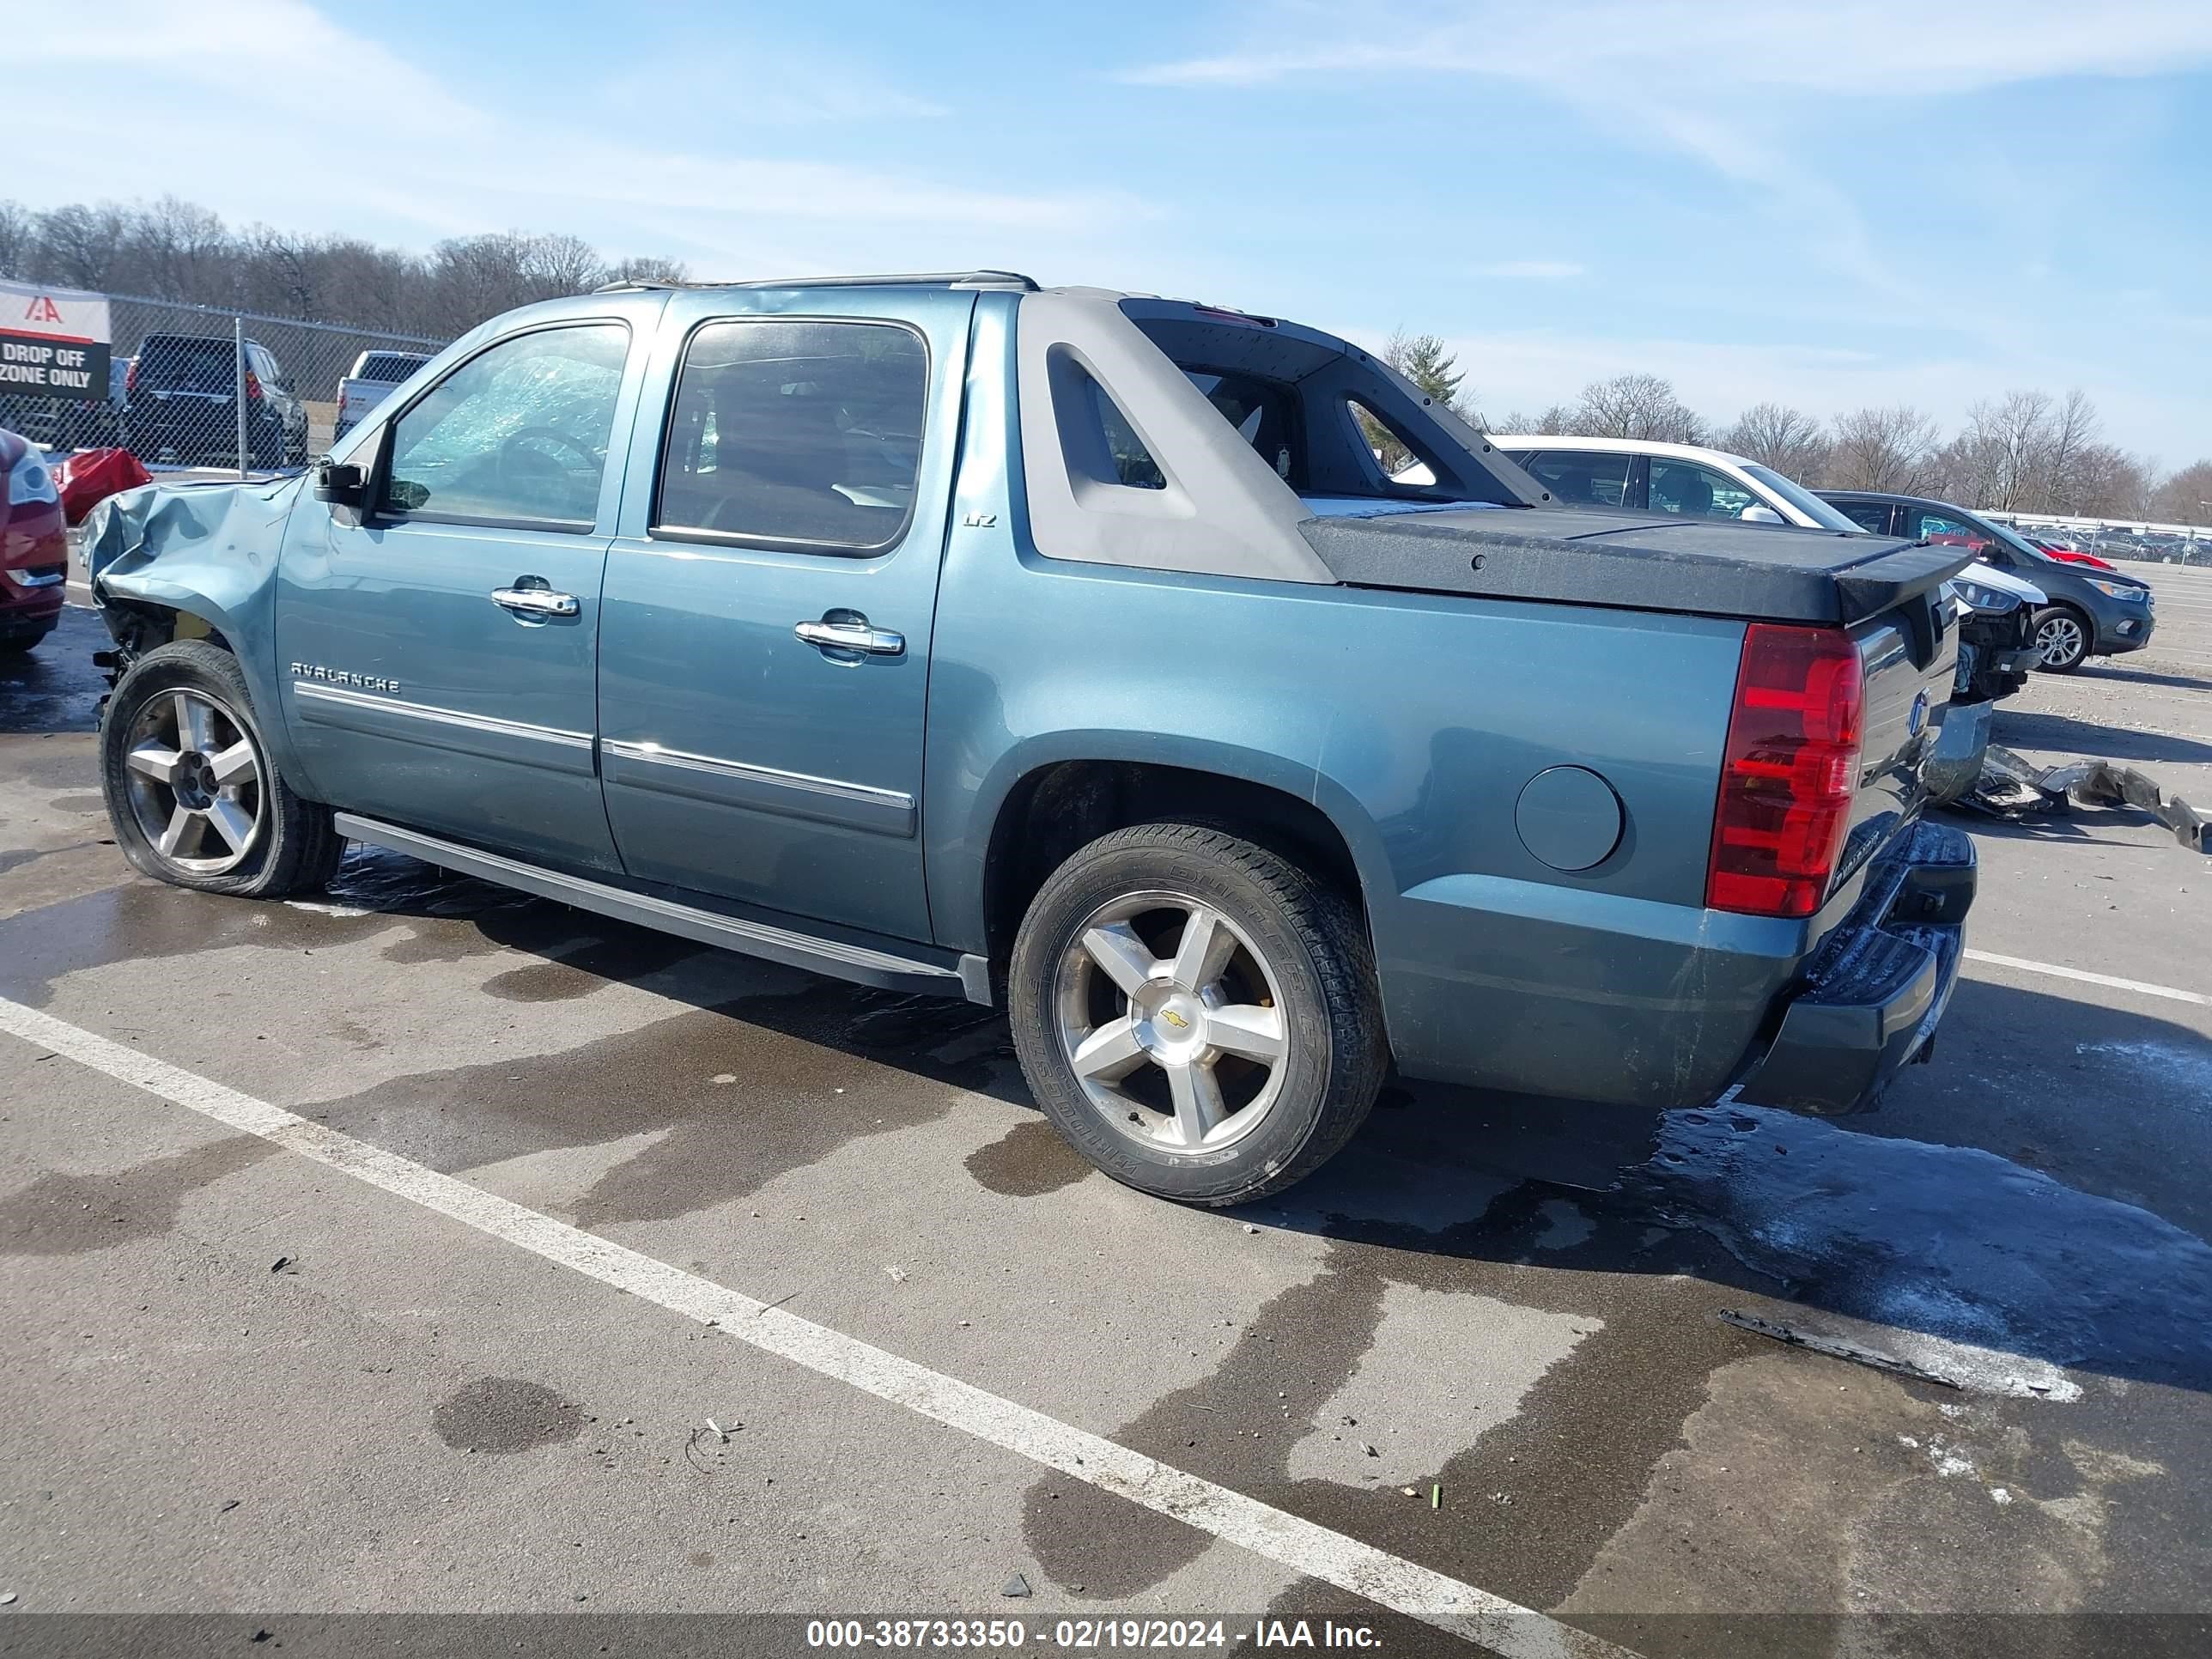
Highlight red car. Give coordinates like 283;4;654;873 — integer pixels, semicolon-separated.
1;427;68;655
2026;537;2118;571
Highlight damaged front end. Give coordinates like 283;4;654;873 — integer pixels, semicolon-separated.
1926;574;2045;805
1954;598;2040;706
81;474;302;692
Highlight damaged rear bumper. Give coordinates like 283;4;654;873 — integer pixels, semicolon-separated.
1735;820;1975;1115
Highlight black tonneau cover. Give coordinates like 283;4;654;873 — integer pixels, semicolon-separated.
1302;507;1974;625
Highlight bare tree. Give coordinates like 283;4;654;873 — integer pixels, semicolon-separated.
1492;404;1577;436
0;194;682;338
517;233;607;301
2062;443;2150;519
1827;405;1941;493
2150;459;2212;526
133;196;230;302
1572;373;1705;443
1723;402;1829;480
2037;389;2101;513
0;201;33;279
32;202;131;291
601;254;690;287
1944;391;2063;512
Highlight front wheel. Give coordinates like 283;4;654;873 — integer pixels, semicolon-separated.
100;640;346;897
1007;823;1387;1206
2033;605;2092;672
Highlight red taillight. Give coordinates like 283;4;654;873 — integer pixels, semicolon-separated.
1706;623;1865;920
125;360;138;395
244;370;264;402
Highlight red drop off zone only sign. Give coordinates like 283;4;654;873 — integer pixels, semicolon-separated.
0;279;112;399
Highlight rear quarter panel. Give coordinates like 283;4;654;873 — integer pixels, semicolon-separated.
927;296;1804;1106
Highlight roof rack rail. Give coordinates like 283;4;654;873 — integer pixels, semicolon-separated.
592;270;1040;295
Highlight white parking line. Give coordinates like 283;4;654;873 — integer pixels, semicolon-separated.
0;995;1632;1659
1965;949;2210;1008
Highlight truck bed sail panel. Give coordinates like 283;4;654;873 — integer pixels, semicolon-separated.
1300;508;1974;625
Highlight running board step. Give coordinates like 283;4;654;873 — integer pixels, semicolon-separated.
331;814;988;1003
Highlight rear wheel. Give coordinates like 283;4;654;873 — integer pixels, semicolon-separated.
1008;823;1386;1206
2033;605;2092;672
100;640;346;897
0;623;56;657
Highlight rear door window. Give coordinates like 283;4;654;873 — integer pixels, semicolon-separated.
1521;449;1632;507
1649;458;1758;520
1835;500;1894;534
358;352;428;383
655;319;930;550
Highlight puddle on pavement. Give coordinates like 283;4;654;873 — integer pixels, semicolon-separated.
0;844;676;1003
295;979;1021;1231
1022;1079;2212;1605
428;1376;586;1454
964;1118;1092;1197
0;1137;276;1255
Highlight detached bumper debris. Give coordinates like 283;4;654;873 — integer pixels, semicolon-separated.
1957;745;2207;853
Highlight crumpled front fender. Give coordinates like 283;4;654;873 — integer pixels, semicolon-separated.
85;476;305;779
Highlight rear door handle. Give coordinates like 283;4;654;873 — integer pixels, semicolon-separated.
490;582;580;620
795;615;905;658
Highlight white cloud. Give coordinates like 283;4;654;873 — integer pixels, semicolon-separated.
1467;260;1586;280
1125;1;2212;94
15;0;1133;258
1123;1;2212;320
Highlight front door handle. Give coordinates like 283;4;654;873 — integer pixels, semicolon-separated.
795;614;905;658
490;581;580;620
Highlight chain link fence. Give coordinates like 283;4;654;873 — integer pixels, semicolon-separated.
0;294;447;479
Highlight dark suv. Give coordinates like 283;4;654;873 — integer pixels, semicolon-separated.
126;333;309;469
1821;491;2155;672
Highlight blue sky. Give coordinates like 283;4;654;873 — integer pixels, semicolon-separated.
20;0;2212;459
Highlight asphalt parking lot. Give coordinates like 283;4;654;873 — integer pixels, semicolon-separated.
2;572;2209;1659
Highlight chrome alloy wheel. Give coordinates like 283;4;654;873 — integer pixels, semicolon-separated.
1054;891;1289;1152
120;689;266;876
2037;612;2087;667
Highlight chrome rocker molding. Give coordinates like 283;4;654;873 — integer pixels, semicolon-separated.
331;812;992;1005
294;682;595;776
599;738;916;838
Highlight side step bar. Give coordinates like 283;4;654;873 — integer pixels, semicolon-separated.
331;814;990;1004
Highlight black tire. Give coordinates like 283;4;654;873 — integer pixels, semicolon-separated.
100;639;346;898
2032;605;2093;673
1007;822;1387;1206
0;624;56;657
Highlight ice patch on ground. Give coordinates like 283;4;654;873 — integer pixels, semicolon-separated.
1642;1105;2212;1392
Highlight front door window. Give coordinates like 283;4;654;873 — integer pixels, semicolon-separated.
383;324;629;529
1522;450;1632;507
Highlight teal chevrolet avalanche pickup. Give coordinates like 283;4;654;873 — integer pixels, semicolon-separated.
83;271;1978;1205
